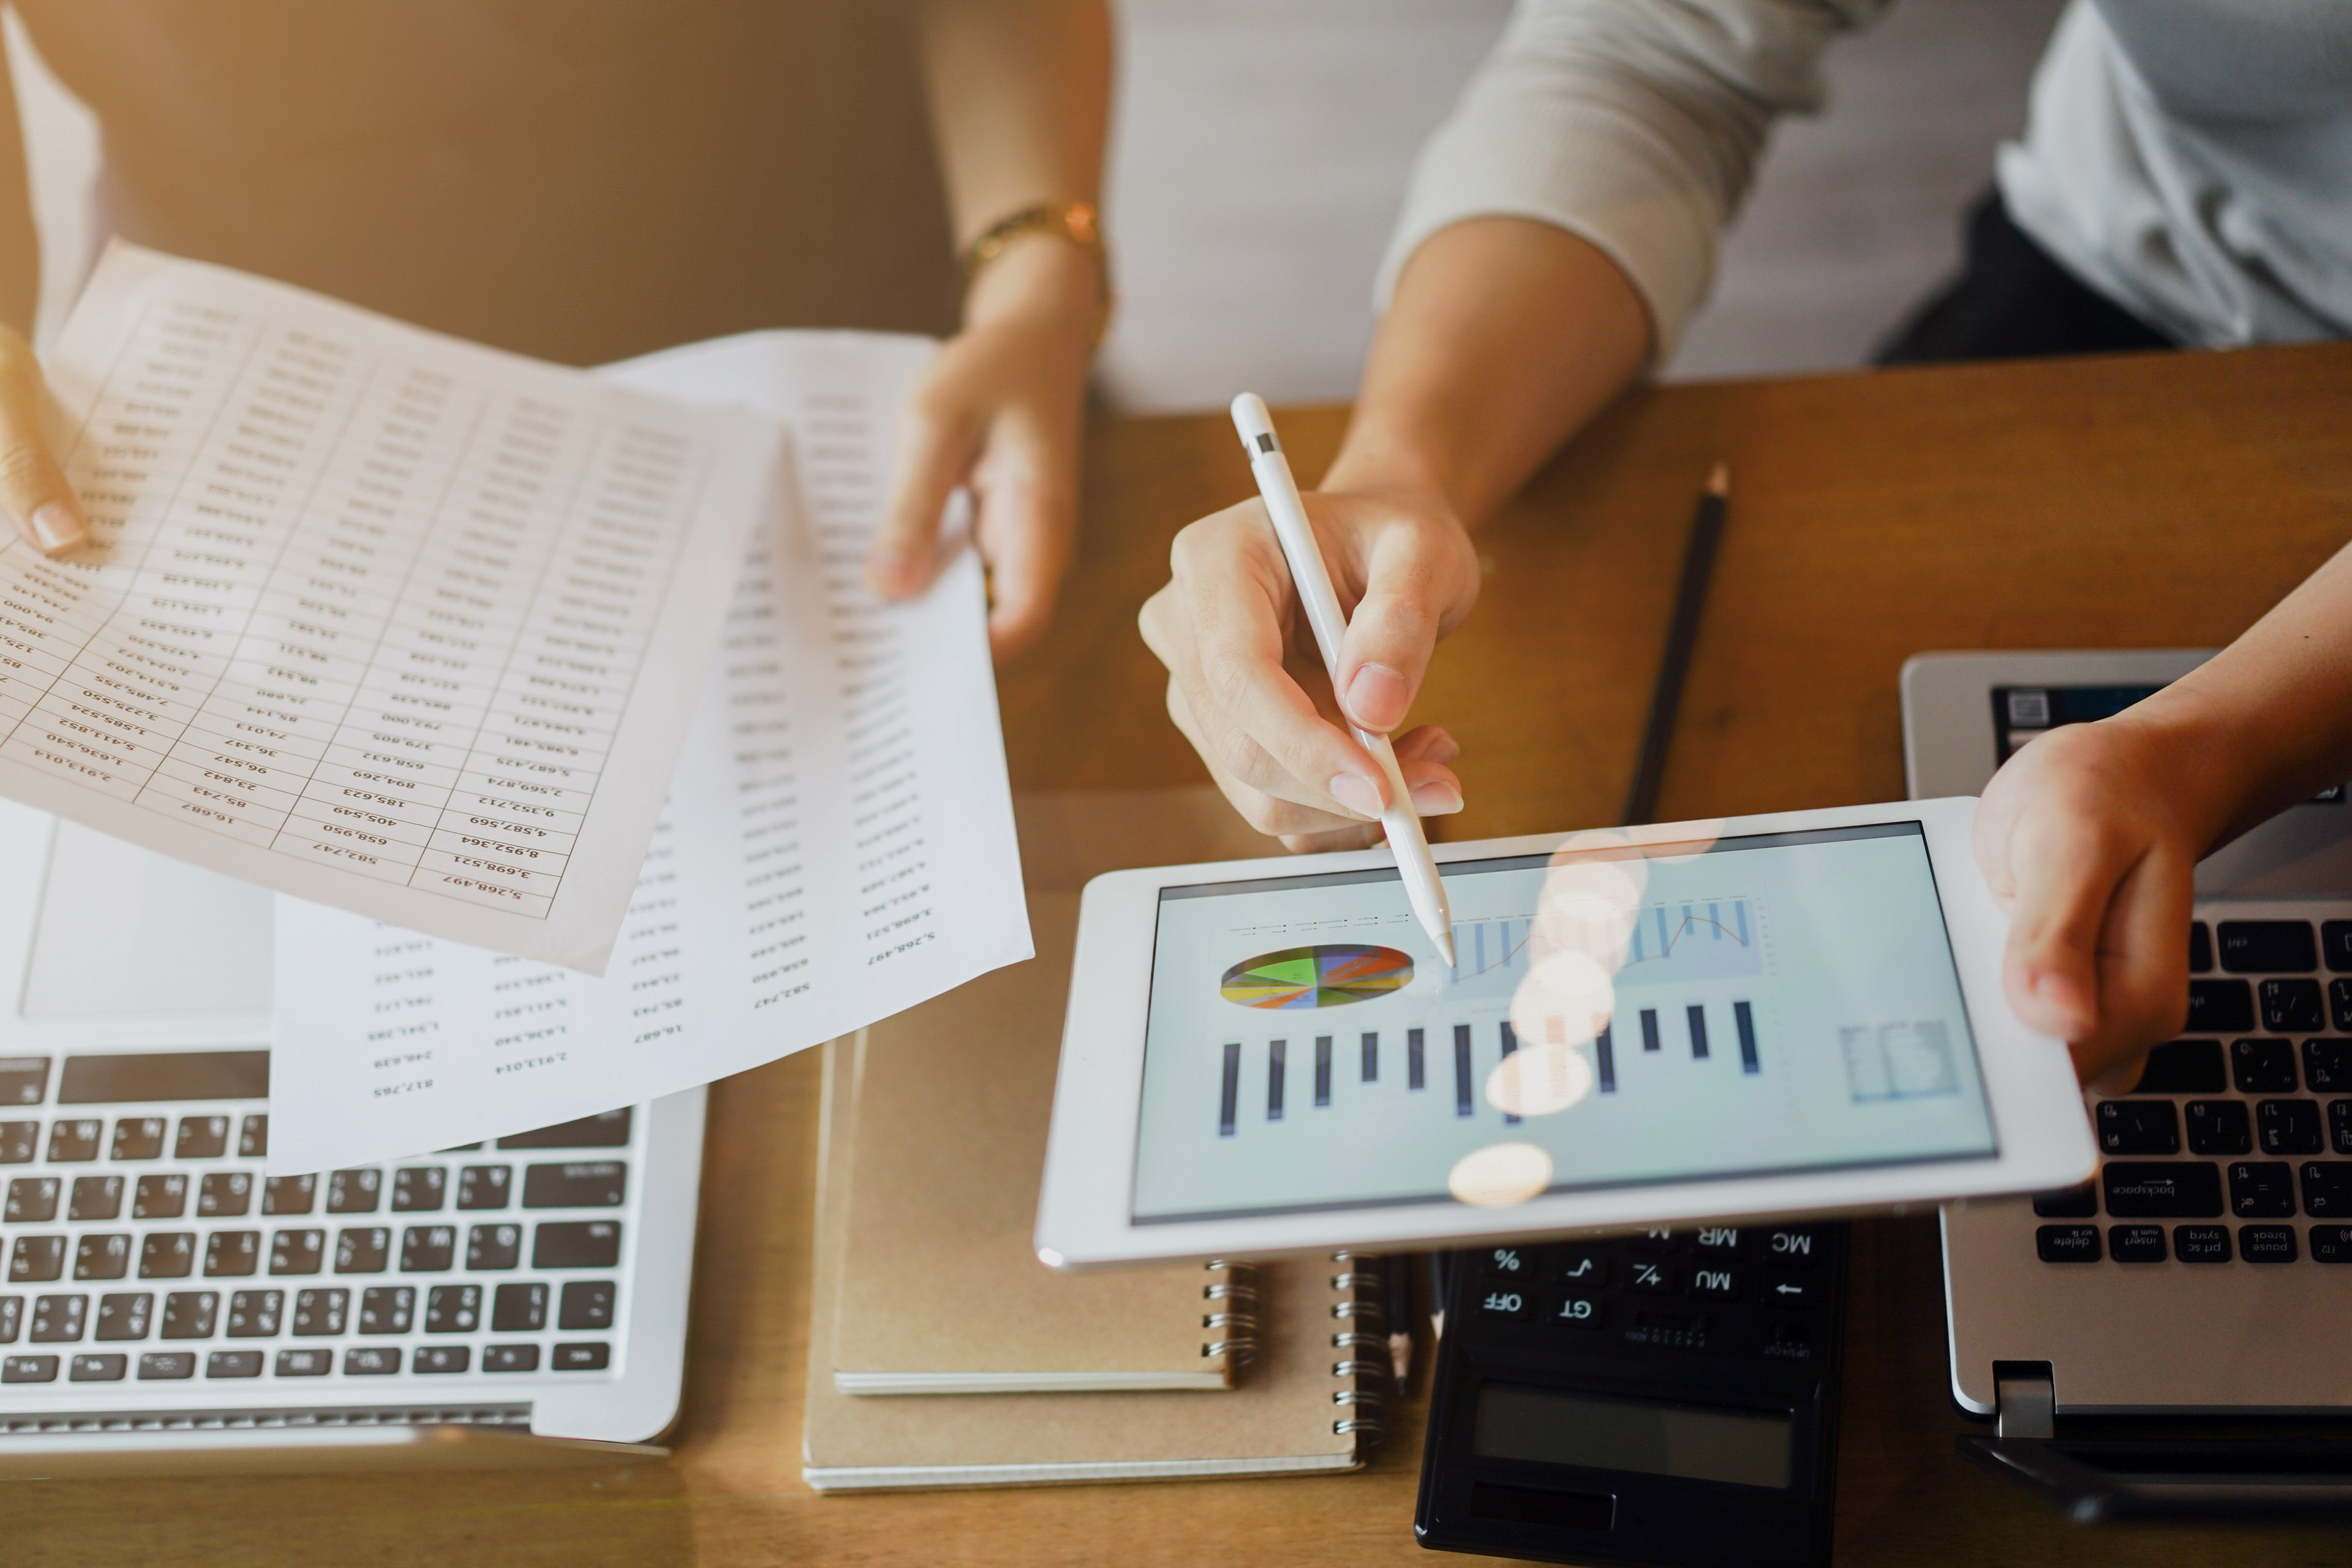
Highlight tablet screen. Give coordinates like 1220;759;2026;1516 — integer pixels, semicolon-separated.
1131;821;1996;1223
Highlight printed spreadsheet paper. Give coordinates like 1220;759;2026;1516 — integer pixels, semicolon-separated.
0;244;778;973
265;333;1033;1174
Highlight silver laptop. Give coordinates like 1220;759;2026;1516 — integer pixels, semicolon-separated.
0;800;700;1473
1904;651;2352;1517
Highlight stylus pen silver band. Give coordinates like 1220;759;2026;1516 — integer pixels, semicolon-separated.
1229;392;1457;968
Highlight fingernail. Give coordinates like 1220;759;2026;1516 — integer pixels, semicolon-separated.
1329;772;1384;819
1345;663;1410;731
1410;781;1463;815
31;503;81;551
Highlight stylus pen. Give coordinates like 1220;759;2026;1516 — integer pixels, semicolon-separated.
1230;393;1456;967
1621;461;1731;826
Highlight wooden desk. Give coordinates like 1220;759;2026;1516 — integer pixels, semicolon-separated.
29;344;2351;1564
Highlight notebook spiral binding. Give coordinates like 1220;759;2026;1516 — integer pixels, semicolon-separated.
1327;1251;1386;1443
1201;1259;1261;1368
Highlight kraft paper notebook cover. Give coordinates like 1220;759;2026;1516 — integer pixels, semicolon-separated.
804;1038;1381;1490
829;892;1235;1393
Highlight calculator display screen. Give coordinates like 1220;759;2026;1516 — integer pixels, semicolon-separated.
1472;1384;1792;1490
1131;821;1995;1222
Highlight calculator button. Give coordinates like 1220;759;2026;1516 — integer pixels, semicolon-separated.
203;1232;260;1278
2259;1101;2325;1155
1550;1248;1609;1287
134;1174;188;1219
1624;1310;1707;1350
325;1169;382;1215
2035;1225;2101;1262
1762;1227;1829;1267
160;1291;217;1339
2107;1224;2167;1262
2190;922;2214;974
2218;921;2318;974
1474;1286;1533;1320
175;1116;229;1160
47;1120;100;1162
1544;1292;1604;1330
0;1061;45;1106
139;1232;194;1279
467;1223;522;1271
110;1118;165;1161
10;1235;64;1281
2228;1163;2297;1218
2304;1041;2352;1094
456;1166;512;1210
270;1229;325;1275
2300;1162;2352;1217
1624;1227;1677;1254
498;1109;631;1149
1690;1226;1744;1254
263;1175;317;1216
415;1345;470;1374
2239;1225;2299;1263
391;1167;447;1213
94;1291;151;1340
2131;1039;2226;1094
2261;981;2327;1035
2232;1038;2297;1094
1475;1245;1536;1279
238;1115;268;1158
290;1288;348;1336
29;1292;85;1341
400;1226;455;1272
343;1346;401;1376
2310;1225;2352;1263
523;1162;627;1208
2187;1101;2253;1156
2103;1161;2224;1217
0;1123;34;1163
274;1348;330;1377
558;1281;614;1331
428;1284;483;1333
6;1177;59;1223
225;1290;282;1338
69;1353;126;1382
2097;1100;2179;1155
1687;1264;1740;1301
1760;1274;1817;1308
1;1354;55;1381
532;1221;621;1269
69;1175;123;1222
74;1234;129;1280
552;1342;611;1371
2163;1222;2220;1260
205;1351;262;1378
491;1281;547;1332
139;1352;195;1380
334;1227;390;1275
483;1343;540;1373
2190;982;2256;1036
357;1286;415;1335
1623;1257;1679;1294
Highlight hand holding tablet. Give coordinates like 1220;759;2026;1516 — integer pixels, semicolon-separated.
1036;797;2096;1267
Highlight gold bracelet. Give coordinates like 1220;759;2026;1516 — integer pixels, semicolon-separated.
959;199;1114;336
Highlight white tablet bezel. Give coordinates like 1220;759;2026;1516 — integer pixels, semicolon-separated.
1035;797;2096;1267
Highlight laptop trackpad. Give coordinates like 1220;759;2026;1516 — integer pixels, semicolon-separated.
20;821;272;1019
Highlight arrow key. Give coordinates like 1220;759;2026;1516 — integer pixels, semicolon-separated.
1762;1273;1817;1309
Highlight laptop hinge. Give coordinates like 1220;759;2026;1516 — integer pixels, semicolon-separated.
1993;1361;2054;1441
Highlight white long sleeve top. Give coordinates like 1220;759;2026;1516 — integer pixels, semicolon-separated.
1382;0;2352;358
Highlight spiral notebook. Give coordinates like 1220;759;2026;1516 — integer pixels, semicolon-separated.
803;1034;1381;1489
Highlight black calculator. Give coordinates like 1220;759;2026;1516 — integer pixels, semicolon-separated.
1415;1223;1846;1568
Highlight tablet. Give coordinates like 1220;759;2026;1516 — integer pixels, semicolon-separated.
1035;798;2095;1267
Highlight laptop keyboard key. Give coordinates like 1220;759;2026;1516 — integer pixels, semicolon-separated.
2031;1183;2098;1218
2035;1226;2101;1262
2327;921;2352;973
6;1177;58;1223
334;1227;389;1275
160;1291;216;1339
399;1226;455;1272
138;1232;194;1280
274;1348;329;1377
558;1280;616;1330
238;1115;267;1158
491;1281;547;1332
290;1289;347;1336
483;1343;540;1373
2187;1100;2253;1156
2218;921;2318;973
2305;1040;2352;1093
391;1167;446;1213
2239;1224;2299;1263
552;1342;610;1371
140;1352;196;1380
2233;1038;2298;1094
467;1223;522;1271
2301;1162;2352;1217
206;1350;263;1378
0;1061;43;1107
69;1353;126;1382
532;1221;621;1269
204;1231;260;1278
2228;1161;2297;1217
2262;979;2326;1034
2335;980;2352;1034
175;1116;228;1159
29;1294;85;1341
134;1174;187;1219
357;1286;414;1335
269;1229;324;1276
94;1292;151;1340
0;1123;33;1163
225;1290;282;1337
343;1346;400;1376
68;1175;123;1222
2102;1162;2224;1217
72;1234;129;1280
2259;1099;2326;1155
11;1235;64;1282
109;1118;165;1161
325;1169;381;1215
2097;1100;2179;1155
415;1345;470;1374
2312;1224;2352;1263
2131;1039;2226;1094
2190;922;2214;974
0;1296;19;1340
426;1284;481;1333
47;1120;100;1163
262;1175;316;1216
197;1172;251;1218
2192;982;2256;1035
522;1162;627;1208
1;1354;56;1382
456;1166;512;1210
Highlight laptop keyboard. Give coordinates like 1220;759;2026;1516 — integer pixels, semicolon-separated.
0;1057;632;1395
2031;915;2352;1267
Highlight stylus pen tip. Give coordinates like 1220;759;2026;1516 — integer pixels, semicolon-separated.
1706;459;1730;497
1434;928;1457;968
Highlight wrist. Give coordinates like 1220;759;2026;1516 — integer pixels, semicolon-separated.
1321;424;1462;519
2104;687;2262;854
962;226;1108;345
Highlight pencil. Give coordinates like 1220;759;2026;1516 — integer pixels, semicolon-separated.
1382;1253;1415;1385
1621;460;1732;827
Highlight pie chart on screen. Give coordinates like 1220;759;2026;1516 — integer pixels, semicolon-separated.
1219;945;1414;1009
